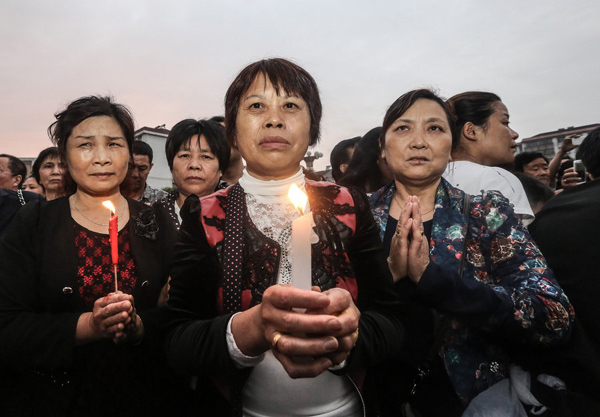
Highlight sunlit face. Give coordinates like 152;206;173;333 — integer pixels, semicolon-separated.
382;99;453;186
234;75;311;180
122;154;152;194
22;176;44;195
523;157;550;185
0;157;19;190
65;116;130;197
38;154;66;193
171;135;222;199
476;101;519;166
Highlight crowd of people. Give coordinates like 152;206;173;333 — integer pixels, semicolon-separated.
0;57;598;417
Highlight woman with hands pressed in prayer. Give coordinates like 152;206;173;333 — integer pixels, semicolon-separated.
165;58;403;416
0;96;178;416
369;89;574;417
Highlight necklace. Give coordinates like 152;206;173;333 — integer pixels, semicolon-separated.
72;196;127;227
393;193;435;216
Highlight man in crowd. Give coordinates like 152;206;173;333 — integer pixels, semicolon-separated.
0;153;26;191
514;152;551;186
120;141;166;205
0;153;43;235
528;127;600;410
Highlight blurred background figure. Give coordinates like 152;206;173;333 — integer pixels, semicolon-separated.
330;136;360;183
528;127;600;413
547;134;581;190
31;147;67;201
21;175;44;196
211;115;244;185
120;140;167;205
338;127;393;192
444;92;534;222
0;153;26;191
154;118;230;229
512;172;554;214
514;152;551;186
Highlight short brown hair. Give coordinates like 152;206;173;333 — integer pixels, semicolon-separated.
224;58;322;147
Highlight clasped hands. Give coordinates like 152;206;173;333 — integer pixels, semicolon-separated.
235;285;360;379
89;291;143;344
387;195;430;283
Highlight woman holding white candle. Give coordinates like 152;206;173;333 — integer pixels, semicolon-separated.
166;58;404;416
0;96;179;416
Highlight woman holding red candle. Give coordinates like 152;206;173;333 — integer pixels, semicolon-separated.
0;96;178;416
166;58;404;416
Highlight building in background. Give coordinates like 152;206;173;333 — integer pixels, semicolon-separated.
134;125;172;190
516;123;600;159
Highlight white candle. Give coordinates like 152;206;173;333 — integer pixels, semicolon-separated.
288;184;313;291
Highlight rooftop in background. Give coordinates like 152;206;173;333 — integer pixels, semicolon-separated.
517;123;600;160
134;126;172;190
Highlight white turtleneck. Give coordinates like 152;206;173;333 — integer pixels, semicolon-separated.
225;168;361;417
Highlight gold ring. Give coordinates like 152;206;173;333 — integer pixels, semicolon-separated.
271;332;284;351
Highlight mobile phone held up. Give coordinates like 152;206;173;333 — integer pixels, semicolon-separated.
573;159;587;184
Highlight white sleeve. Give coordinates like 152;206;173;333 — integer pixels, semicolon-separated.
226;313;266;368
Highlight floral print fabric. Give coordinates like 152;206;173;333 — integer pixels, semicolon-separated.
369;179;574;404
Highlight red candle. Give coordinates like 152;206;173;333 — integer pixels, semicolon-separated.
102;201;119;292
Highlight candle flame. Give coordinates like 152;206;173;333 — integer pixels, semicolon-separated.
102;200;116;215
288;184;308;215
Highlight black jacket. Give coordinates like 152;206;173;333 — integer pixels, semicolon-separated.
0;196;178;416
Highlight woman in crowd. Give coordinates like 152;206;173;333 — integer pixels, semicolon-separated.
369;89;573;416
443;91;534;223
22;174;45;195
154;119;230;229
31;146;67;200
166;58;403;416
0;96;178;416
338;126;393;192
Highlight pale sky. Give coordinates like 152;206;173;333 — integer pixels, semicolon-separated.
1;0;599;170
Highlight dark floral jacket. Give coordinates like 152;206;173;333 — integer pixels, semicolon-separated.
369;179;574;404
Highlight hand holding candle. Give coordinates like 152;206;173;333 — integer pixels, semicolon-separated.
102;200;119;292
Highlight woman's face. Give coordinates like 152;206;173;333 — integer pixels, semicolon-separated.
476;101;519;166
65;116;130;197
171;135;222;198
234;75;311;180
22;176;44;195
38;154;65;193
382;99;453;186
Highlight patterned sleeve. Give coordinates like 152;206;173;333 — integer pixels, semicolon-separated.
418;190;574;346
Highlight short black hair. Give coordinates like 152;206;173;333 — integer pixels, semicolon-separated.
225;58;322;147
32;147;61;184
165;119;230;173
209;115;225;124
132;140;154;164
576;127;600;179
514;152;549;172
338;127;385;192
330;136;360;182
0;153;26;188
513;172;554;211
